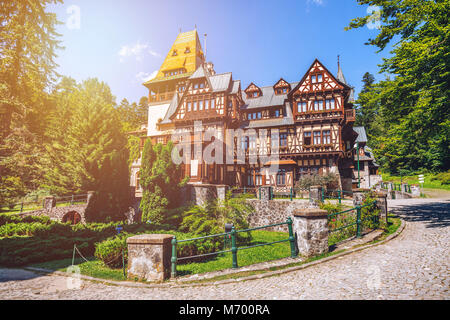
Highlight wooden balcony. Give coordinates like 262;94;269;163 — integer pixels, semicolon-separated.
149;91;176;103
345;109;356;123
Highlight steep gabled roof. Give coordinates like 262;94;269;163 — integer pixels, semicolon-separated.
354;126;368;143
209;72;232;92
143;30;205;86
241;82;298;109
288;58;350;99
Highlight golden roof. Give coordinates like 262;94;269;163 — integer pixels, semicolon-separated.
144;30;205;86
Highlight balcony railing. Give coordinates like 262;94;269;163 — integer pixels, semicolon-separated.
149;91;176;102
345;109;356;122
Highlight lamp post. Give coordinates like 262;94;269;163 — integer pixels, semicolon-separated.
354;142;360;188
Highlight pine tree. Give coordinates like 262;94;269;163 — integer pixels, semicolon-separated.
139;140;186;224
0;0;63;202
355;72;378;134
42;78;131;220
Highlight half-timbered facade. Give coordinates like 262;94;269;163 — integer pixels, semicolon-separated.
130;30;360;196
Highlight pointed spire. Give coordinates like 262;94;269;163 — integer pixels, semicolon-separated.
337;55;347;85
337;56;355;103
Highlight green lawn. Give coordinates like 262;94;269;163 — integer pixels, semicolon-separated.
29;230;292;281
381;172;450;191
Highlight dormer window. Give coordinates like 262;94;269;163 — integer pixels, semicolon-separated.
184;47;191;54
172;50;178;56
245;83;262;99
275;87;288;95
273;79;291;95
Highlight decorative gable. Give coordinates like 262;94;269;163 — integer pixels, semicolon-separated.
291;59;345;96
273;78;291;95
244;83;262;99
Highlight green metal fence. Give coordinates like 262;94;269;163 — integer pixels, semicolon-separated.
380;182;412;193
328;200;378;240
270;187;294;201
322;189;354;204
170;218;297;278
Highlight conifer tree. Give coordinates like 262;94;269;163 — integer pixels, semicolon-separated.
0;0;63;202
139;140;186;224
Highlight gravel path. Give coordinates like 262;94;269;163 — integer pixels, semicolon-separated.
1;198;449;300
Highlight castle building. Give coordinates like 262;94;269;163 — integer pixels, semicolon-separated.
130;29;360;197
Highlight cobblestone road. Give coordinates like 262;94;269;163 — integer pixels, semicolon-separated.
0;198;449;300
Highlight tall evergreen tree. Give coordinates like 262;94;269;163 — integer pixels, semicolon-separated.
355;72;378;133
139;140;186;224
347;0;450;172
43;78;131;220
0;0;63;203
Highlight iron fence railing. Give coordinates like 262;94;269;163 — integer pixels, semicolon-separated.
170;218;297;278
321;189;354;204
328;200;378;239
380;182;412;193
0;193;89;214
54;194;89;205
0;197;44;214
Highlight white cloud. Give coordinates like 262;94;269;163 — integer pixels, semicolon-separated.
306;0;325;13
136;70;158;83
119;41;160;62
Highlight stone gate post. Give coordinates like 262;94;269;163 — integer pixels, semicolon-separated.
43;196;56;211
293;208;329;257
259;186;271;201
309;185;323;207
127;234;173;282
375;191;388;225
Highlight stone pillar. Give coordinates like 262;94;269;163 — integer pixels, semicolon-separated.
375;191;388;225
309;185;323;208
293;208;329;257
87;191;95;204
43;196;56;211
352;188;370;206
216;185;227;202
127;234;173;282
411;185;421;198
259;186;271;201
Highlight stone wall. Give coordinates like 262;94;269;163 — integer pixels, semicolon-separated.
246;199;310;232
18;192;95;224
20;204;88;224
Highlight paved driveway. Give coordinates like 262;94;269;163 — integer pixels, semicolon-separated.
0;198;449;300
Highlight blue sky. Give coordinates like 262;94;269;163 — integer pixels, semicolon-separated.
49;0;391;104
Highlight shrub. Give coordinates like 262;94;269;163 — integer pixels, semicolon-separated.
295;172;339;192
94;229;220;268
0;214;176;267
360;191;380;230
0;213;51;227
94;233;129;268
179;191;253;245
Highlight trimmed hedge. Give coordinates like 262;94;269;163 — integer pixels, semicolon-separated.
0;213;174;267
